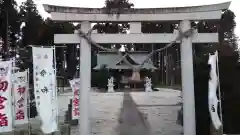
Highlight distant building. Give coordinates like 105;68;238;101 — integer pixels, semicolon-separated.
94;51;157;89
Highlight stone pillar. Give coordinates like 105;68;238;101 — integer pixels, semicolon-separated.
179;20;196;135
79;21;91;135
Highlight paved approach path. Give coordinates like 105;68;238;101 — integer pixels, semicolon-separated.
58;90;182;135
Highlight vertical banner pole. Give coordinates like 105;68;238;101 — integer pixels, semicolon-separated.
166;48;168;85
11;61;14;134
53;46;59;131
27;68;31;135
161;51;164;84
216;51;223;134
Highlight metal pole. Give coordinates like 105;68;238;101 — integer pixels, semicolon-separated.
161;50;164;84
216;51;223;134
169;55;173;86
166;49;168;85
151;44;154;64
53;46;59;131
180;20;196;135
27;68;31;135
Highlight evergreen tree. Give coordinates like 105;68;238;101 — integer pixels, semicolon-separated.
217;10;240;134
17;0;43;70
193;9;240;134
95;0;134;36
0;0;21;59
104;0;134;15
19;0;43;47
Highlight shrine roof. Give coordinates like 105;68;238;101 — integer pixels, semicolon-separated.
43;2;230;14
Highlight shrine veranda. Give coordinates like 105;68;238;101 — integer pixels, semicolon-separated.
43;2;231;135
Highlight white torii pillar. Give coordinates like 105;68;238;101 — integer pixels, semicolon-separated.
180;20;196;135
79;21;91;135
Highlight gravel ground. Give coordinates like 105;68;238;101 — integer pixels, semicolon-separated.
58;89;183;135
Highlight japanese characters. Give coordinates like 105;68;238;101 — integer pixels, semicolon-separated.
32;47;58;134
0;61;13;132
69;78;80;120
13;70;28;125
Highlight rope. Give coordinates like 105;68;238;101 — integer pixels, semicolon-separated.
78;29;137;70
77;25;195;71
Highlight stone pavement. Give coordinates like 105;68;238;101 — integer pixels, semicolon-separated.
58;90;182;135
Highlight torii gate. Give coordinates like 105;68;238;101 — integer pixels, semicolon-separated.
43;2;230;135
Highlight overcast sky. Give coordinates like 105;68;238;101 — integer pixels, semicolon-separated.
16;0;240;41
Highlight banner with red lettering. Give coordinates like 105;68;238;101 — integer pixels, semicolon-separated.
32;47;58;134
69;78;80;120
0;61;13;132
13;70;28;125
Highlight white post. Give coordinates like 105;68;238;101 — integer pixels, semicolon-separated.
79;21;91;135
180;20;196;135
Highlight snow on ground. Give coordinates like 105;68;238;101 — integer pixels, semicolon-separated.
58;89;183;135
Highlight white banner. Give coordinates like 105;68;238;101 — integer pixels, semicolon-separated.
69;78;80;120
0;61;13;132
208;51;222;130
32;47;58;134
13;70;29;125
